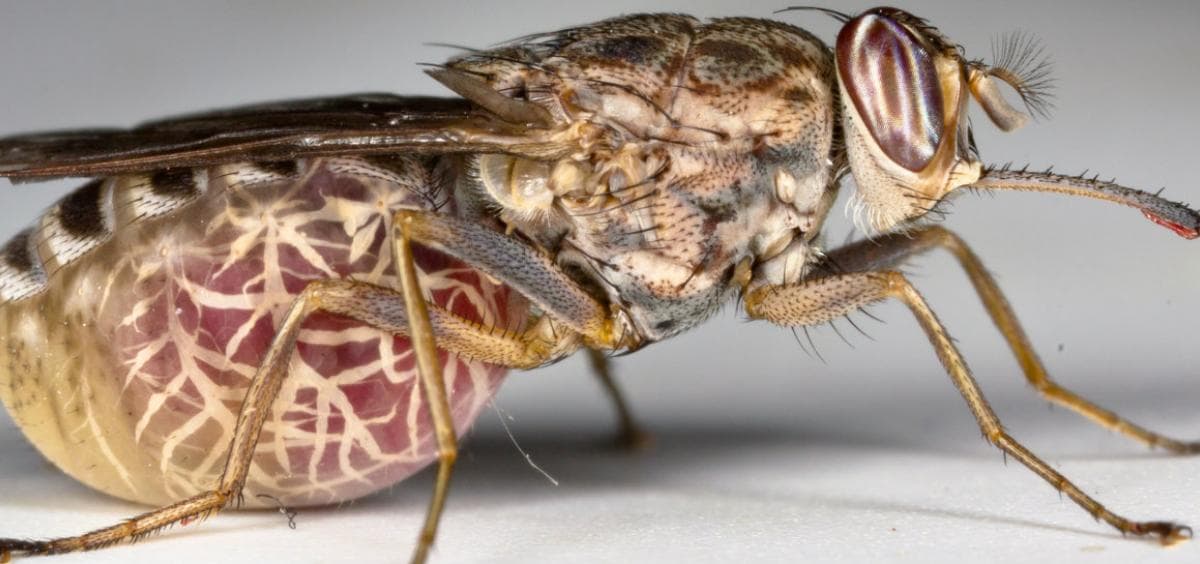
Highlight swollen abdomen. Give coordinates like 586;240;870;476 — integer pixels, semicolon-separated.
0;157;515;507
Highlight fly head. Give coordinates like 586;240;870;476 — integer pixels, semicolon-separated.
832;6;1197;239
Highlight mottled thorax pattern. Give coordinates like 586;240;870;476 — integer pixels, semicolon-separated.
452;14;838;341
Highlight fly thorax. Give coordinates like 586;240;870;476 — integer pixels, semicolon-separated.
554;147;832;341
748;166;835;288
446;14;840;342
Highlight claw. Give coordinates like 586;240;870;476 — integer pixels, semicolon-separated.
1131;521;1192;546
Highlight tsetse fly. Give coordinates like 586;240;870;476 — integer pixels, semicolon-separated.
0;5;1197;563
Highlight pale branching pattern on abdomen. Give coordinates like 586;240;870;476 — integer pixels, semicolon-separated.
0;157;516;507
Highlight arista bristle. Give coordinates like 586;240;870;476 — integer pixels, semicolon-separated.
989;31;1055;120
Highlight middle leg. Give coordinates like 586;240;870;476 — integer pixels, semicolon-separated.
586;349;652;449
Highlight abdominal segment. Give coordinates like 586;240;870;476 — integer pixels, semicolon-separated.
0;157;518;507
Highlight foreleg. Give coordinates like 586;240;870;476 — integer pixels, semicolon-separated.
823;225;1198;453
744;270;1190;544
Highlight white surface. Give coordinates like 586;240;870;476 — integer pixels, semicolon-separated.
1;1;1198;563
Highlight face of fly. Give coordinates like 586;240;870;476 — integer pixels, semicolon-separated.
830;7;1197;240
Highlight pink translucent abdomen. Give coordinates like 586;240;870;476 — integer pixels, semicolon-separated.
99;159;514;507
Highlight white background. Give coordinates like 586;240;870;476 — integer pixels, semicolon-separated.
0;1;1197;563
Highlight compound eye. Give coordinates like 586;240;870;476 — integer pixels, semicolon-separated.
837;10;945;172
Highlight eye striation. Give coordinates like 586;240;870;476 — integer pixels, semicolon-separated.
837;11;945;172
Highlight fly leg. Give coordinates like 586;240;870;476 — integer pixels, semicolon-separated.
393;208;645;448
393;215;457;564
0;279;400;560
394;209;623;348
823;225;1199;453
743;270;1192;544
392;209;625;562
587;349;652;450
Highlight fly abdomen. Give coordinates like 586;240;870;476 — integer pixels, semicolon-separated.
36;178;117;279
0;177;120;302
0;161;310;303
0;228;46;303
0;156;514;509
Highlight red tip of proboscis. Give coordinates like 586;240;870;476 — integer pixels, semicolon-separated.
1143;211;1199;239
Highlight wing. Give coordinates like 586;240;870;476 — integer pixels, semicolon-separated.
0;93;567;180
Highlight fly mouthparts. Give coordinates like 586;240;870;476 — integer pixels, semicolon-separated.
968;166;1200;239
